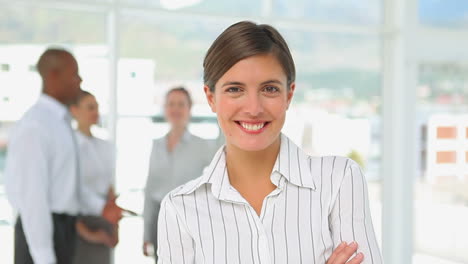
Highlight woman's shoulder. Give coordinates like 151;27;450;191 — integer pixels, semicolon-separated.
186;133;210;144
307;155;361;180
91;136;115;152
188;133;223;151
308;155;356;167
150;136;166;148
161;174;207;203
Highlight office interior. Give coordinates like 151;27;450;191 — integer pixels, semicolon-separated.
0;0;468;263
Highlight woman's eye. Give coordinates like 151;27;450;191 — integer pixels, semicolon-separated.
226;87;242;93
263;86;280;93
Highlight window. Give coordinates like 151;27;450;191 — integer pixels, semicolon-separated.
415;62;468;263
120;0;262;16
0;64;9;72
272;0;382;25
419;0;468;28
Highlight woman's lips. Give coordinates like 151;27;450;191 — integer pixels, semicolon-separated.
235;121;270;134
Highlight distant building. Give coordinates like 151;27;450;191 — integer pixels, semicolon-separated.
426;114;468;189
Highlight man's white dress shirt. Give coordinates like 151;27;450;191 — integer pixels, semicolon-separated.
5;94;80;264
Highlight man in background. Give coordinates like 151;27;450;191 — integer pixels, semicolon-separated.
5;48;122;264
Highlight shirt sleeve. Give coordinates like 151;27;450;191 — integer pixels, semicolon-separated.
79;185;106;216
5;124;56;264
329;160;383;264
157;195;195;264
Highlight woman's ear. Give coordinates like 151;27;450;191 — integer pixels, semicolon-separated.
286;82;296;110
204;85;217;113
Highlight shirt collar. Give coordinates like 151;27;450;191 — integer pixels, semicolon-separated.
75;130;94;144
166;129;192;143
38;93;69;121
181;129;192;142
172;133;316;200
272;133;317;190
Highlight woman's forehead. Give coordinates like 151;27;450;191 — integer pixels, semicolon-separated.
167;91;189;100
217;55;287;86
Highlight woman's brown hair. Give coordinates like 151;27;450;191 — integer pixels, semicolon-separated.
203;21;295;92
165;86;193;108
71;90;93;106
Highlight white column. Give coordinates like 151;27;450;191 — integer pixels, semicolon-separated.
107;3;119;264
381;0;418;263
261;0;273;17
107;1;119;144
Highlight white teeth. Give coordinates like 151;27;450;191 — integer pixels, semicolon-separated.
240;122;265;131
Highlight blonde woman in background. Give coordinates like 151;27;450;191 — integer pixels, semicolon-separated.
143;87;221;263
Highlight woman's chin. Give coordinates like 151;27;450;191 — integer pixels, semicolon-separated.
230;139;274;153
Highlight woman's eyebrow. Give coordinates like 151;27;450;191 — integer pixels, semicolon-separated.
222;79;284;87
260;79;283;85
221;81;244;87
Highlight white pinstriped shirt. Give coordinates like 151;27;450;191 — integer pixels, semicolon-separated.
157;134;383;264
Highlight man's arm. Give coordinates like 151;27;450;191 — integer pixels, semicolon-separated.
5;125;56;264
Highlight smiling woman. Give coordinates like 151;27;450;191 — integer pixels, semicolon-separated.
156;21;383;264
205;54;292;152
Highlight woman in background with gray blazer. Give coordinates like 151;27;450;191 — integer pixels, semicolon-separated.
142;87;221;263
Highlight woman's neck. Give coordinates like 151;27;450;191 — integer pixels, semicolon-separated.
78;124;92;137
167;126;186;152
226;137;281;187
169;126;186;139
